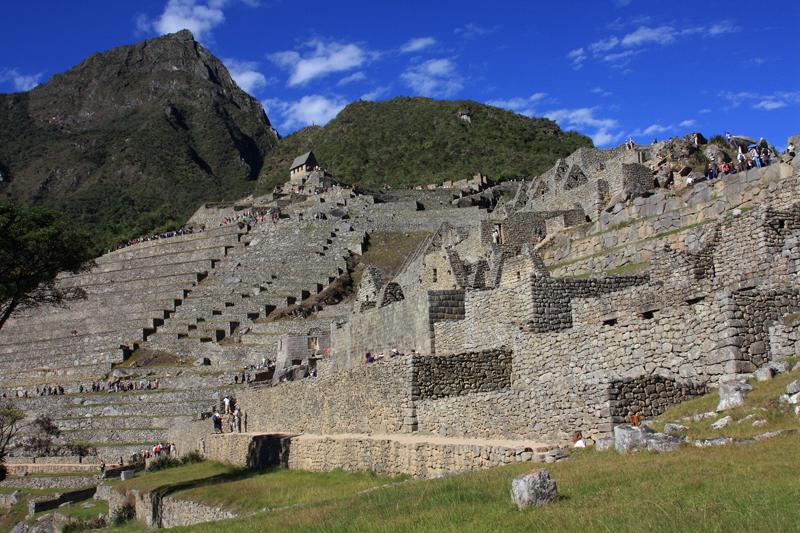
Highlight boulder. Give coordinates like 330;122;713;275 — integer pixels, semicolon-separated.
594;437;613;451
788;392;800;405
645;433;684;453
754;367;775;381
510;469;558;509
786;379;800;395
120;470;135;481
543;449;568;463
711;415;732;430
703;144;731;163
767;361;789;375
663;423;688;436
716;381;752;411
693;437;732;448
613;424;654;453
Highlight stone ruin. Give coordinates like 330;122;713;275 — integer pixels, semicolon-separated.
1;139;799;485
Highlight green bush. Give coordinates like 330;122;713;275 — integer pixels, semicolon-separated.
112;504;134;526
180;450;204;465
146;455;181;472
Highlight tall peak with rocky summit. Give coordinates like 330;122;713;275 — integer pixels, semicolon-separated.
0;30;278;249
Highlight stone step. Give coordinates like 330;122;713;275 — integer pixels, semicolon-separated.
80;273;202;296
58;260;214;288
0;330;142;356
98;234;242;263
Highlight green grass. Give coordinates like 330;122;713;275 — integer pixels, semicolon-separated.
174;468;404;514
97;370;800;532
102;434;800;533
562;261;650;280
109;461;235;493
359;231;431;281
547;219;716;273
652;364;800;441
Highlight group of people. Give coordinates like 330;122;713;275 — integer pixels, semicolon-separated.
126;442;177;464
111;226;199;252
1;384;67;399
101;378;160;393
364;348;416;364
218;209;279;228
211;396;246;433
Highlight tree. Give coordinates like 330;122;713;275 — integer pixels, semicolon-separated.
0;203;94;331
0;403;25;481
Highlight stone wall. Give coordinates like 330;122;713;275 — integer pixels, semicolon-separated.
411;349;511;400
160;496;235;528
285;434;547;479
239;358;413;435
769;320;800;359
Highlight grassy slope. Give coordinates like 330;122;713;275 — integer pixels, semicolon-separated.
103;433;800;533
257;97;592;192
101;364;800;532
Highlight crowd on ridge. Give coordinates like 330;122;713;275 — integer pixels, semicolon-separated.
111;226;198;252
218;209;279;227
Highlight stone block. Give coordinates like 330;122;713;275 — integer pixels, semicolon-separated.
510;469;558;509
716;381;752;411
120;470;135;481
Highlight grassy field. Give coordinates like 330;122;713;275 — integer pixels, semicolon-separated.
8;367;799;532
102;432;800;532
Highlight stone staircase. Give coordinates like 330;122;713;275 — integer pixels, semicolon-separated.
142;218;365;363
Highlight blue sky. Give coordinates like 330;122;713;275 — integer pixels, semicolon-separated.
1;0;798;148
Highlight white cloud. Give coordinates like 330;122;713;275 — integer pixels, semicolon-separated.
270;39;368;86
621;25;677;46
401;37;437;53
699;108;712;114
567;47;587;70
361;86;391;101
337;72;366;86
486;93;548;117
0;68;42;91
544;107;622;146
223;59;267;94
591;87;613;97
589;37;619;54
263;94;347;131
679;119;697;128
454;23;497;39
720;90;800;111
401;58;463;98
754;99;787;111
572;20;741;69
145;0;227;41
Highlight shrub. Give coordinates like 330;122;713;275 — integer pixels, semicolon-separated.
112;504;135;526
181;450;204;465
62;516;106;533
146;455;181;472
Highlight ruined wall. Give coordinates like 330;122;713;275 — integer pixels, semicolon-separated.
333;291;432;367
240;358;413;435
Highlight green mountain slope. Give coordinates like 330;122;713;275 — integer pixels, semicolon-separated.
0;30;277;250
257;97;592;192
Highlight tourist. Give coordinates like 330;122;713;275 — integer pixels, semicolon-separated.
737;147;747;172
212;411;222;434
707;158;718;180
751;148;762;168
365;352;375;364
787;142;796;157
572;431;586;448
223;396;231;414
725;131;732;144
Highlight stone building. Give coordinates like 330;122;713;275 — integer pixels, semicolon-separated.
289;151;319;183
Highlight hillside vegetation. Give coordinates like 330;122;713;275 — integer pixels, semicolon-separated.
0;30;277;251
257;97;592;192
